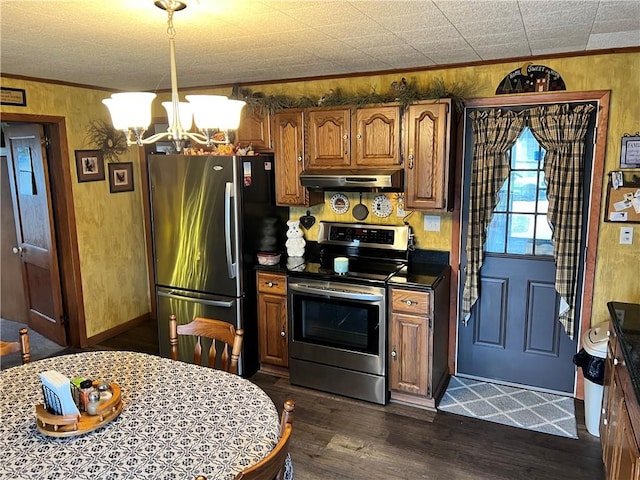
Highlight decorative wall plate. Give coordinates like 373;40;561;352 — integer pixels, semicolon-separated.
372;194;393;218
330;193;349;215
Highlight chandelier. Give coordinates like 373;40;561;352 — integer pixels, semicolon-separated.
102;1;245;151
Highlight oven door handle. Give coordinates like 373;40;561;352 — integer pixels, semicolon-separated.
289;283;384;301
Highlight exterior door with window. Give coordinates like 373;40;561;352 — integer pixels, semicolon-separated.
459;126;586;393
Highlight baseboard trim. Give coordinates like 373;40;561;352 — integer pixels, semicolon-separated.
86;313;151;346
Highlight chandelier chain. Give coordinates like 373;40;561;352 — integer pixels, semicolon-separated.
166;8;176;39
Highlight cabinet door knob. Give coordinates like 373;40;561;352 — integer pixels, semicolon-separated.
405;299;416;306
356;133;362;139
297;155;303;162
603;418;608;425
280;329;286;338
12;246;23;254
343;134;349;140
391;349;397;359
266;281;278;288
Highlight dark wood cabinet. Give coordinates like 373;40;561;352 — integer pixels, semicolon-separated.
306;107;352;168
403;100;455;211
306;105;401;169
256;271;288;375
235;108;271;151
600;319;640;479
388;271;450;409
272;110;323;207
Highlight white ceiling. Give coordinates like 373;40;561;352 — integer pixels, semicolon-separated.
1;0;639;92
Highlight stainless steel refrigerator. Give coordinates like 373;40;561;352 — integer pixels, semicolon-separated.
149;154;288;376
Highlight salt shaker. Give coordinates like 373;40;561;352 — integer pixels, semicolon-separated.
97;382;112;400
86;391;101;416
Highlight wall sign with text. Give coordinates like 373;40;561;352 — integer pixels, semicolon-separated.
620;134;640;169
496;64;566;95
1;87;26;106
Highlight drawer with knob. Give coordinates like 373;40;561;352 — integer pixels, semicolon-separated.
257;272;287;295
391;289;430;316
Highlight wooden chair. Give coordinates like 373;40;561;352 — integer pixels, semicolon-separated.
0;328;30;364
234;399;295;480
169;314;243;374
195;399;295;480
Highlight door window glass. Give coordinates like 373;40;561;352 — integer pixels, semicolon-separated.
485;127;553;255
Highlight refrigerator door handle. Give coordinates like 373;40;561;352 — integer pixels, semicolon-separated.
225;181;237;279
157;290;235;308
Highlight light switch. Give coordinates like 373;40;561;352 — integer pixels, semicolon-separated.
424;215;441;232
620;227;633;245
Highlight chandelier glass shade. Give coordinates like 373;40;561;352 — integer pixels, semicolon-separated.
102;1;245;151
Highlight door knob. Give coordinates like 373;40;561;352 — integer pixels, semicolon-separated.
12;246;23;254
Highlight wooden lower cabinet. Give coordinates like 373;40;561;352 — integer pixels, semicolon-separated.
388;278;449;409
256;272;288;375
600;320;640;479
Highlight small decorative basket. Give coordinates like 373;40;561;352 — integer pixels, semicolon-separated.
35;382;123;437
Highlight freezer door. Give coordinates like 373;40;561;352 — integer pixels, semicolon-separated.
149;155;240;296
156;287;247;374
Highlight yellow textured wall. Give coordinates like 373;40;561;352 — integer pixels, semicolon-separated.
0;78;150;338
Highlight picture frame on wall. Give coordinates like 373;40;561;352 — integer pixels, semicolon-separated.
108;162;134;193
75;150;105;182
620;134;640;169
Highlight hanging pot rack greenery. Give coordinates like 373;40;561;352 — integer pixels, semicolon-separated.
235;77;475;115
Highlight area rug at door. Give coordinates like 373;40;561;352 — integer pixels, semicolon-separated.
438;376;578;439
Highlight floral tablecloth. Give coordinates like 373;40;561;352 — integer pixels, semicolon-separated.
0;351;292;479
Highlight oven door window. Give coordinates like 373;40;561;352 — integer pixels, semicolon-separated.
292;293;380;354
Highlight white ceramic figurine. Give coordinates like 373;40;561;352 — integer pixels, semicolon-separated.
285;220;306;258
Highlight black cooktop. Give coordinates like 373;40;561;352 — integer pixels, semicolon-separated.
287;256;407;283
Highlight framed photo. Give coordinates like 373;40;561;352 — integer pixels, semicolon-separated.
620;135;640;169
75;150;105;182
108;162;134;193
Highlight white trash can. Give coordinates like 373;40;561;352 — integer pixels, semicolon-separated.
581;324;609;437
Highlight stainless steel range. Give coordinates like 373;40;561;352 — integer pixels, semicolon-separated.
287;221;410;405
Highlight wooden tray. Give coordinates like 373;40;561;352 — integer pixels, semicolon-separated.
35;383;123;437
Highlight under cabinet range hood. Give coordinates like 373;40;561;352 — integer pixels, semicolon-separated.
299;169;403;192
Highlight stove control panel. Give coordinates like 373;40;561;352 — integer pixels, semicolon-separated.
318;222;409;251
329;226;395;245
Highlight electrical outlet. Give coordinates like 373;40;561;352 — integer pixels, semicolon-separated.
424;215;441;232
620;227;633;245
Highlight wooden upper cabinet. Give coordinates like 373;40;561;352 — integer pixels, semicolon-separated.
307;108;351;168
404;100;453;211
306;105;401;169
354;105;401;167
272;110;323;207
235;108;271;151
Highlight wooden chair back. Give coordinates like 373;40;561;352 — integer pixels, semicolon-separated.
169;314;243;374
0;328;30;365
233;399;295;480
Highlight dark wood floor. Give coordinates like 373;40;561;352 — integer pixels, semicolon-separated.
91;318;605;480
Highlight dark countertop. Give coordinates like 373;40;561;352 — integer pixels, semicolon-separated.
607;302;640;404
387;262;450;290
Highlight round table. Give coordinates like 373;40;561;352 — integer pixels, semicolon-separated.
0;351;292;479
